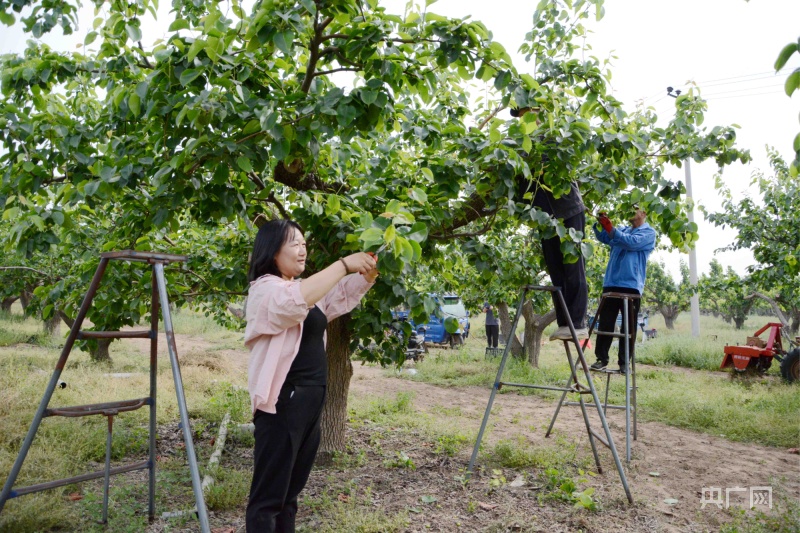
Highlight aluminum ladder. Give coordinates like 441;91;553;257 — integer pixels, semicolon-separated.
468;285;633;504
546;291;639;464
0;250;210;532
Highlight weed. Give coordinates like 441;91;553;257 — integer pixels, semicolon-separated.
383;451;416;470
433;433;469;457
488;469;506;492
331;447;368;470
203;466;250;511
540;467;598;511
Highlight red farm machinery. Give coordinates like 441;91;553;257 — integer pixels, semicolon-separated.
720;322;800;382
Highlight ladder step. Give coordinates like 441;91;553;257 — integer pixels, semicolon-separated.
589;428;610;448
594;331;628;339
8;460;150;498
45;398;150;418
78;330;154;339
499;382;575;393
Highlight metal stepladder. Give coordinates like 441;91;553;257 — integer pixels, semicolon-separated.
546;291;639;464
0;251;210;532
468;285;633;504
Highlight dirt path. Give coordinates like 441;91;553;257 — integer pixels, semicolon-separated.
349;363;800;530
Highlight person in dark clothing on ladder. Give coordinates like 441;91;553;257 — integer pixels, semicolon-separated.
511;107;589;342
590;205;657;373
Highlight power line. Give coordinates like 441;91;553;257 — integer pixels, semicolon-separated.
703;83;785;97
694;70;774;85
706;90;786;101
699;74;783;89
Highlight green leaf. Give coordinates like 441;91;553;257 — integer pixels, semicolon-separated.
326;195;341;216
125;23;142;42
273;31;293;55
99;166;116;182
169;19;190;31
443;316;460;334
359;227;384;248
300;0;316;15
384;224;396;244
408;188;428;204
128;93;140;116
775;42;798;71
405;222;428;243
187;38;205;62
179;68;202;86
0;11;16;25
50;210;64;225
84;31;98;46
236;156;253;173
84;181;100;196
785;68;800;97
420;167;434;180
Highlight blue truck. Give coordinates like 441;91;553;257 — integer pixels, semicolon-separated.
392;293;471;348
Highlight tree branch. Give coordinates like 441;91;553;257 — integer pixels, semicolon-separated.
0;266;51;278
746;291;790;328
314;67;360;77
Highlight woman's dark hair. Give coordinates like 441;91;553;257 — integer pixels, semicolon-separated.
248;219;304;282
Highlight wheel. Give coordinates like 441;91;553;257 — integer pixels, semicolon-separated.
449;333;464;348
780;348;800;382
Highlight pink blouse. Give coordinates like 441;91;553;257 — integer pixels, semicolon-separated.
244;273;374;414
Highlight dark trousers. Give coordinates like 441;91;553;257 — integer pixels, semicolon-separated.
594;287;640;365
486;324;499;348
246;383;326;533
541;211;588;329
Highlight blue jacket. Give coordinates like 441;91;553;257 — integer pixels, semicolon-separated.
593;222;657;293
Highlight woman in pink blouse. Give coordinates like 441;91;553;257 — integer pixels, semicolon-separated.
244;219;378;532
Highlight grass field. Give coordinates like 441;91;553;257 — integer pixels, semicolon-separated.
0;305;798;532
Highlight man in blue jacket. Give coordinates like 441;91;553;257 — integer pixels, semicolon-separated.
590;205;657;373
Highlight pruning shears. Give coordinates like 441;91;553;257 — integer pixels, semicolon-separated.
367;242;390;262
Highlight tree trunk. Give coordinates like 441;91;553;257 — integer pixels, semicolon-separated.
90;338;112;363
497;302;523;357
43;314;61;336
318;313;353;464
747;292;791;330
660;305;678;330
19;291;32;312
1;297;17;313
521;304;556;368
733;316;746;329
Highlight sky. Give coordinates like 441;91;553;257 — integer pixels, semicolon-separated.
2;0;798;281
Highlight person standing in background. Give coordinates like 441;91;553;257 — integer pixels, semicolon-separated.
484;302;500;348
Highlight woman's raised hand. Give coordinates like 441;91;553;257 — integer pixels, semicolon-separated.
341;252;378;275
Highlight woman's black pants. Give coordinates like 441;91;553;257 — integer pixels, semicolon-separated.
486;324;499;348
246;383;326;533
594;287;641;366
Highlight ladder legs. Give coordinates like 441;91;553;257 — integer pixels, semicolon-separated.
469;285;633;504
148;269;158;522
154;264;210;532
102;416;114;523
468;290;527;476
0;258;109;514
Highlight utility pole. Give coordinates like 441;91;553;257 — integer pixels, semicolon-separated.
667;87;701;337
